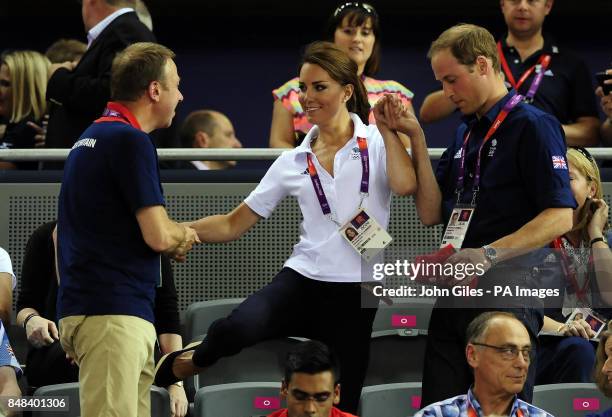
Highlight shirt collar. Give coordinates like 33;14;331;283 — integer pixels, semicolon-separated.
87;8;134;48
296;112;368;155
499;33;559;58
467;387;522;417
96;101;142;130
460;89;517;125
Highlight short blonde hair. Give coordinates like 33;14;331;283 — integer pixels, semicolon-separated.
567;147;608;241
1;50;50;123
111;42;174;102
428;23;500;73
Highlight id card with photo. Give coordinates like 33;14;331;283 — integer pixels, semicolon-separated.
567;308;607;338
341;208;392;263
440;205;475;249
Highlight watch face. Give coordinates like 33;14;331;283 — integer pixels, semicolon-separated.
484;246;497;260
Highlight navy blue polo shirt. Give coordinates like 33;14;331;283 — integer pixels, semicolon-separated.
436;91;577;249
57;105;164;323
498;34;599;124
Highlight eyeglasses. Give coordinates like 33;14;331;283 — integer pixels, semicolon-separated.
333;2;377;18
471;342;533;362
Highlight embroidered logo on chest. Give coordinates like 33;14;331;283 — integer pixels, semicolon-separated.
350;146;360;160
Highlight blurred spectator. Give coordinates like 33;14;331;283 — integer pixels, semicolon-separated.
178;110;242;170
597;68;612;145
420;0;600;147
45;39;87;64
537;147;611;385
269;2;415;148
0;248;22;415
590;323;612;417
44;0;155;156
135;0;153;31
0;247;16;326
16;220;188;416
0;50;50;170
0;320;22;413
415;312;553;417
268;340;357;417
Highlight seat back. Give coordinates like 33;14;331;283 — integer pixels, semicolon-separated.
372;299;434;335
359;382;423;417
364;299;433;385
193;382;285;417
184;298;244;342
32;383;170;417
188;337;300;394
532;383;612;417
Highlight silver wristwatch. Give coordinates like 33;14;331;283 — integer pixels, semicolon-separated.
482;245;498;265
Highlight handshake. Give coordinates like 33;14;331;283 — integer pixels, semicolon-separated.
166;223;201;262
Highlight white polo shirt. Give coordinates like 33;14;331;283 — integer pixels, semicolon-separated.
245;113;392;283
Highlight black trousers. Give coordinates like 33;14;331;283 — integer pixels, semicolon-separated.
420;265;544;408
192;267;378;413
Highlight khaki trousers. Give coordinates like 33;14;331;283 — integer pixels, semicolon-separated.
59;315;156;417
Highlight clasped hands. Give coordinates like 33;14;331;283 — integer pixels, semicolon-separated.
169;225;200;262
373;93;424;139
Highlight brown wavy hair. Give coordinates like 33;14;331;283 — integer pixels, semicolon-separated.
299;41;370;125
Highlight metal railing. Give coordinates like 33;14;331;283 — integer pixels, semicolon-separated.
1;147;612;161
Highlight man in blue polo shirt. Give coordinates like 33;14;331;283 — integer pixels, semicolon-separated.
376;24;575;407
419;0;600;147
57;42;199;417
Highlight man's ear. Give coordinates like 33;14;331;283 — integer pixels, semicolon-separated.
475;56;489;76
333;383;340;405
466;344;479;368
280;380;289;399
545;0;554;15
194;131;210;149
148;80;162;102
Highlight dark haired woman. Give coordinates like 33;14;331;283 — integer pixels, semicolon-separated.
269;2;415;148
155;41;416;413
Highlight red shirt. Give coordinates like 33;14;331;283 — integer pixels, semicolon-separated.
267;407;358;417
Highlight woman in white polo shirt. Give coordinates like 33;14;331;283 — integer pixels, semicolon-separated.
154;41;416;413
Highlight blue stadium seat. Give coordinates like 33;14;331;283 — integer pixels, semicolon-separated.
193;382;285;417
32;382;170;417
532;383;612;417
359;382;423;417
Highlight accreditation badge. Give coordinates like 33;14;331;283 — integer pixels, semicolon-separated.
567;308;607;338
440;205;475;249
340;208;392;262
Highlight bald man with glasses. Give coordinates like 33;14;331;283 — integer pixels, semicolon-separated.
415;312;554;417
